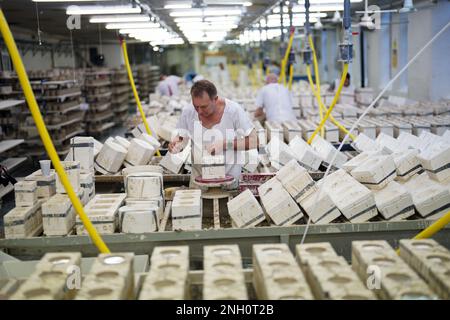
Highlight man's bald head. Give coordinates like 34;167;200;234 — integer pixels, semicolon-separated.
266;73;278;84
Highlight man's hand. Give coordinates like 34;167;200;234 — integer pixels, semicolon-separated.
206;140;225;155
168;136;183;153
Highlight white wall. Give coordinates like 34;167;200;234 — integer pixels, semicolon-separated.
365;0;449;101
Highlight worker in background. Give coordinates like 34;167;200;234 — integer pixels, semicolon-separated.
168;80;257;187
156;74;183;96
254;73;297;122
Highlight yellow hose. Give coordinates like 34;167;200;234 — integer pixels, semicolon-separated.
121;39;161;157
288;64;294;90
306;65;325;137
306;65;356;140
413;211;450;240
307;63;349;144
279;30;295;85
0;10;110;253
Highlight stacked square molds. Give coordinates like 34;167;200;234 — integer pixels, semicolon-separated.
201;155;225;179
399;239;450;299
276;159;317;203
159;144;191;174
139;246;190;300
417;141;450;182
392;150;422;181
352;240;437;300
265;120;283;142
10;252;81;300
24;169;56;200
42;192;82;236
14;180;38;207
288;136;323;171
55;161;80;194
172;189;202;230
372;181;415;220
123;138;155;167
227;189;265;228
403;173;450;219
75;253;134;300
258;177;303;226
321;169;377;223
351;133;378;153
311;135;348;168
266;137;296;167
203;245;248;300
94;139;127;174
350;155;397;190
296;243;376;300
67;136;95;171
75;193;126;235
282;120;303;143
3;201;43;238
252;244;313;299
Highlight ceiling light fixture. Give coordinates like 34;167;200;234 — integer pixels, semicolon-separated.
105;22;160;30
89;15;150;23
66;5;141;15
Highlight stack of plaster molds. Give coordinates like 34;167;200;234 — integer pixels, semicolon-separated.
203;245;248;300
75;253;134;300
172;189;202;230
265;120;283;142
321;169;377;223
288;136;323;171
310;135;348;168
417;141;450;182
159;144;191;174
350;155;397;190
266;136;297;167
296;243;377;300
372;181;415;220
94;138;127;175
252;244;313;300
123;138;155;167
139;246;190;300
282;120;303;143
75;193;126;235
41;192;82;236
392;149;422;181
399;239;450;299
352;240;437;300
258;177;303;226
351;133;378;153
402;173;450;220
227;189;265;228
376;132;406;154
24;169;56;200
201;155;225;179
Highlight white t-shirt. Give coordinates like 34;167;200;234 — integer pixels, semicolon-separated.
255;83;297;122
176;98;254;180
156;75;181;96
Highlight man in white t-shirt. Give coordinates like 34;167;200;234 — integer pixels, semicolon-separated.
168;80;257;185
254;73;297;122
156;74;183;96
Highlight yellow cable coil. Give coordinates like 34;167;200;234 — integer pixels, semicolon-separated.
121;39;161;157
0;10;110;253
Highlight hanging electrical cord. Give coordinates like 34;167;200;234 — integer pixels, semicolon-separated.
0;9;110;254
120;38;162;157
69;29;76;82
34;2;42;45
301;19;450;245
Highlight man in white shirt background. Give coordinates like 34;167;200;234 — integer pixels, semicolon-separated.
168;80;257;186
254;73;297;122
157;74;183;96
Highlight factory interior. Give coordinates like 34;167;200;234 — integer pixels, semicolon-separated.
0;0;449;303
